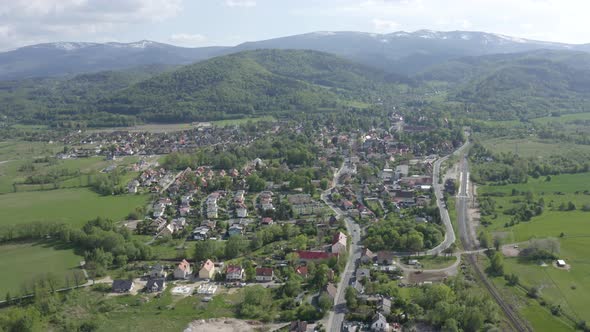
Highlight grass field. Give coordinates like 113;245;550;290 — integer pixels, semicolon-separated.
210;116;276;127
477;173;590;327
480;137;590;159
57;286;242;332
0;241;84;295
0;188;149;227
478;173;590;242
412;255;457;269
532;112;590;125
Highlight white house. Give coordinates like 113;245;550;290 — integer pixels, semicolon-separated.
331;231;348;254
226;265;244;281
371;313;389;331
236;203;248;218
255;268;274;282
198;259;216;279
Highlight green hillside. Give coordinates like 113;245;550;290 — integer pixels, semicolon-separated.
418;50;590;120
101;49;406;122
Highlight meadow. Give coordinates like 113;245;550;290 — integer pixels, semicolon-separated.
0;188;149;227
477;173;590;328
0;241;84;296
480;137;590;159
478;173;590;242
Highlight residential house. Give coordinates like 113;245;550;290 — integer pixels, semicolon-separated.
331;231;348;254
236;203;248;218
378;297;392;315
375;251;395;265
261;217;274;226
295;266;308;278
198;259;216;279
356;268;371;282
112;280;134;293
192;226;211;240
160;223;176;236
152;203;166;218
226;265;244;281
360;248;376;264
371;313;389;331
174;259;192;280
145;217;167;234
296;251;337;263
145;278;166;293
149;264;167;279
127;180;140;194
255;267;274;282
228;224;244;237
172;218;186;230
289;321;308;332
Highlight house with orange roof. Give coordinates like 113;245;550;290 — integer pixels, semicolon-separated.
174;259;192;279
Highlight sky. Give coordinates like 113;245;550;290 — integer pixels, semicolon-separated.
1;0;589;51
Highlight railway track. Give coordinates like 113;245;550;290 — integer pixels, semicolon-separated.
456;154;531;332
466;254;532;332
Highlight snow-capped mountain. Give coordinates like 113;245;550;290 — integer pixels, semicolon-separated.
0;30;588;80
233;30;589;74
0;41;228;80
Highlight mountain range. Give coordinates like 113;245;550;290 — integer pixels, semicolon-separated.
1;30;590;79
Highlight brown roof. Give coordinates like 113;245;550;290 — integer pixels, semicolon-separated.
255;267;274;277
296;266;308;277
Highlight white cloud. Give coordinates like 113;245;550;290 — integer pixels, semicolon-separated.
224;0;257;7
0;0;184;50
169;33;207;47
372;18;399;32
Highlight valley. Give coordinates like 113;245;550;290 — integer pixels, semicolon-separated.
0;27;589;332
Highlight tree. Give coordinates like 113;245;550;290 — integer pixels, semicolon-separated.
224;236;249;259
194;240;222;261
312;264;329;289
344;286;358;309
462;308;484;332
489;252;504;276
478;231;491;249
318;294;333;312
493;236;502;251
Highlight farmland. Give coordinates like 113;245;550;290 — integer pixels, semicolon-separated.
0;188;148;227
475;172;590;329
0;241;84;295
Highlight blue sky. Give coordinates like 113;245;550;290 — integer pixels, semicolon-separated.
0;0;589;50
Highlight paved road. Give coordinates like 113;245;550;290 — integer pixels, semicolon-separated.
323;163;361;332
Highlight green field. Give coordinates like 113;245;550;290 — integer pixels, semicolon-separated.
532;112;590;125
210;115;276;127
478;173;590;242
477;173;590;328
50;286;242;332
0;188;149;227
480;137;590;159
0;241;84;295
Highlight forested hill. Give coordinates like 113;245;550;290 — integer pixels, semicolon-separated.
98;49;409;123
417;50;590;120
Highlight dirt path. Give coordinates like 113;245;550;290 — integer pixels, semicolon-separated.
184;318;286;332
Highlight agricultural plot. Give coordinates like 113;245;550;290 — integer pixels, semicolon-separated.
480;137;590;159
0;188;148;227
0;241;84;295
478;173;590;328
478;173;590;242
